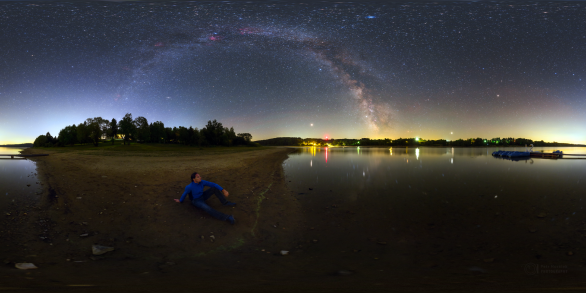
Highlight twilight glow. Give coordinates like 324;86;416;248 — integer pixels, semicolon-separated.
1;1;585;144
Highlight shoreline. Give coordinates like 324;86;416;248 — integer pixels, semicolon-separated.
2;147;304;290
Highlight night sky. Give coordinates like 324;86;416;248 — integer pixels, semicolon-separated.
1;1;585;145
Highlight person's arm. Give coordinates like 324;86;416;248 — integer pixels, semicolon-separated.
202;180;229;197
174;185;190;203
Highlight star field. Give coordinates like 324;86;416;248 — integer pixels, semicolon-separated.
1;1;585;144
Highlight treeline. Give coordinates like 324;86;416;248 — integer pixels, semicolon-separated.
0;143;33;147
33;113;254;147
256;137;573;147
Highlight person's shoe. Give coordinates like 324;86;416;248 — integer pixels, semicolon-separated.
226;215;235;225
224;201;237;206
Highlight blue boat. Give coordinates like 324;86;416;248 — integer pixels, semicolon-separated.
508;151;530;158
492;150;530;158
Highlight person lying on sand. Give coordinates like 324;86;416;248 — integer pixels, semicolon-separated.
174;172;236;224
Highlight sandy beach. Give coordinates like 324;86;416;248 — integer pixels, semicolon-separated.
2;147;316;292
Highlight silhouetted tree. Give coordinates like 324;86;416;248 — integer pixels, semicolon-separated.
164;127;174;143
237;133;252;143
118;113;135;145
221;126;236;146
58;125;78;146
109;118;118;143
76;122;90;145
33;135;47;147
178;126;189;145
188;127;202;146
133;116;150;143
202;120;224;146
85;117;108;146
149;121;165;143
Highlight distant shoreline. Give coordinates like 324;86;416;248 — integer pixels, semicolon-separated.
273;145;586;148
0;143;33;147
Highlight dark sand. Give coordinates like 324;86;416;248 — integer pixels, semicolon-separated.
1;147;586;292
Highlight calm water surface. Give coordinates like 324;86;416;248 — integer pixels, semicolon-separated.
0;147;42;210
283;146;586;275
284;146;586;198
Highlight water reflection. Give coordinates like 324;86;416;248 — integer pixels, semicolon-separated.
284;146;586;276
0;147;42;210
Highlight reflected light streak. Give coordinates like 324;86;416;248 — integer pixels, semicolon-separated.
389;147;392;156
325;147;328;163
416;148;420;160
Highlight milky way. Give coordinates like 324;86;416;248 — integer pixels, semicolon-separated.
1;1;585;144
119;23;394;131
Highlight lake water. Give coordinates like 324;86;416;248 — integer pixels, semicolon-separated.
283;146;586;200
0;147;42;210
282;146;586;276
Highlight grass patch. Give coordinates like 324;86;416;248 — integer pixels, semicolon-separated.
33;141;271;157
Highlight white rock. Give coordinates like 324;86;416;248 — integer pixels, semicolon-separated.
15;263;38;270
92;245;114;255
280;250;289;256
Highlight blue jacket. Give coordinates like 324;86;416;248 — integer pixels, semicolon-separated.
179;180;223;202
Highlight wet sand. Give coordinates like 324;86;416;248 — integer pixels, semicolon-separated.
2;147;586;292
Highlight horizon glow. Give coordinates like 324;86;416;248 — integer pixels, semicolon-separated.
1;2;585;145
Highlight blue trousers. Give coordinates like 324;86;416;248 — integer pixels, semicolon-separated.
191;187;230;221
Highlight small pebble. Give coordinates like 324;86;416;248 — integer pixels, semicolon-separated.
336;270;353;276
15;263;37;270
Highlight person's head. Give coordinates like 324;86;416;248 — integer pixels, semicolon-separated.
191;172;202;183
